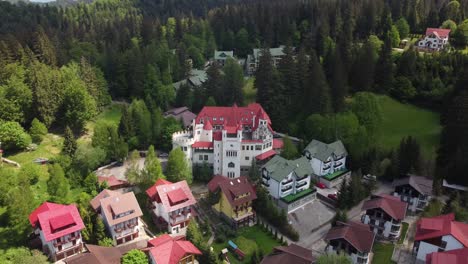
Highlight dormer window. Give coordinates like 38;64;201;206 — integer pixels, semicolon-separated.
228;162;235;168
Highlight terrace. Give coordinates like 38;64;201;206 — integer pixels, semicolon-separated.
323;169;349;181
281;188;316;204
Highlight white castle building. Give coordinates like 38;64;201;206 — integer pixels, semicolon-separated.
172;104;280;178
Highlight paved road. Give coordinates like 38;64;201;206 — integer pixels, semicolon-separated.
95;155;168;181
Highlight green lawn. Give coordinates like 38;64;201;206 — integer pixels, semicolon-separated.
282;188;315;203
377;95;441;158
212;225;281;264
242;78;256;105
323;169;349;181
372;242;396;264
398;222;409;244
80;103;123;145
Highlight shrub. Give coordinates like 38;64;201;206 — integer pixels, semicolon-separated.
0;121;31;151
29;118;47;143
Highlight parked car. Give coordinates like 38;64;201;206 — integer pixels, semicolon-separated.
327;193;338;200
158;152;169;158
316;182;326;189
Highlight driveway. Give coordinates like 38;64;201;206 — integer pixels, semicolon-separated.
95;154;169;181
288;201;336;249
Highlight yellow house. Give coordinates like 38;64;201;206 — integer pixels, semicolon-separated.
208;175;257;228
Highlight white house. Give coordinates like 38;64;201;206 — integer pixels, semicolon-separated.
413;213;468;262
91;191;143;245
361;194;407;241
214;50;234;66
146;179;196;235
172;103;280;179
325;221;375;264
29;202;85;261
303;139;350;188
418;28;451;51
392;175;433;213
246;46;286;75
261;155;316;212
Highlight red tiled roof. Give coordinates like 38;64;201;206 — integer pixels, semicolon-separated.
90;189;120;211
146;179;174;200
255;149;277;161
260;244;315;264
362;194;407;220
325;221;375;253
273;138;284;149
203;120;213;130
427;247;468;264
29;202;65;228
167;188;188;205
208;175;257;207
415;213;468;247
98;175;128;188
100;192;143;226
156;180;196;212
426;28;451;38
192;141;214;149
196;103;271;130
34;203;85;242
148;235;202;264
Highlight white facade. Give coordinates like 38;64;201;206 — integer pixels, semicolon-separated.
100;212;140;244
326;243;371;264
172;106;274;179
415;235;464;261
38;229;82;259
262;170;311;199
394;192;431;213
151;200;192;234
418;34;449;51
307;154;347;177
362;214;401;239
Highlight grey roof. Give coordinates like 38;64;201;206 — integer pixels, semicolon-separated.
253;46;286;59
263;155;313;182
393;175;433;195
172;69;207;90
303;139;348;162
214;50;234;60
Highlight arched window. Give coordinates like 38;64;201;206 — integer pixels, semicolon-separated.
228;162;235;168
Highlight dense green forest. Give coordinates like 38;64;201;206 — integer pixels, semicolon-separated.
1;0;468;259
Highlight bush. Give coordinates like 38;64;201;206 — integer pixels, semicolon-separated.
29;118;48;143
0;121;32;151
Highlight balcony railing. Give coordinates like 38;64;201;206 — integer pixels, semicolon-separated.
296;175;308;181
262;174;270;180
282;179;293;185
334;162;343;167
262;181;270;187
296;181;308;188
281;186;293;192
323;166;331;171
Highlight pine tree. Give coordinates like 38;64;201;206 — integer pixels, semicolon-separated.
204;62;223;105
281;137;299;159
33;26;57;66
278;45;298;108
255;48;273;106
374;34;394;93
126;150;142;185
94;216;107;242
306;51;332;115
330;48;347;112
118;106;133;141
62;126;77;157
47;163;70;203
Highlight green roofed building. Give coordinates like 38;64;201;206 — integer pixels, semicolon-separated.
261;155;316;212
303;139;350;188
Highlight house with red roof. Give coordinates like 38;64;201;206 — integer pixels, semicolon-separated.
146;179;197;234
147;234;202;264
97;175;129;190
361;194;407;240
260;244;316;264
418;28;451;51
208;175;257;228
29;202;85;261
172;103;280;179
91;191;143;245
324;221;375;264
426;247;468;264
413;213;468;262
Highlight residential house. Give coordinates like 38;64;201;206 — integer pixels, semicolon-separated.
392;175;433;213
303;139;350;188
324;221;375;264
246;46;286;75
361;194;407;240
29;202;85;261
418;28;451;51
214;50;234;66
65;241;147;264
147;234;202;264
164;107;197;128
172;103;279;178
91;191;143;245
172;69;207;91
261;155;316;212
146;179;197;235
426;247;468;264
208;175;257;228
260;244;316;264
97;175;129;190
413;213;468;262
